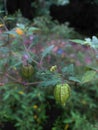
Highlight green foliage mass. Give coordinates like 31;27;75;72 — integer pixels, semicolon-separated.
0;7;98;130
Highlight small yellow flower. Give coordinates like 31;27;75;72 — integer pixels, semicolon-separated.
33;105;38;109
64;124;69;130
50;65;57;72
9;34;15;38
0;24;4;27
15;28;24;35
37;118;41;124
18;91;24;95
34;115;38;119
81;100;87;105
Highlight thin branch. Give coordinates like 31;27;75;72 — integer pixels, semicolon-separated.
0;17;9;31
22;40;39;65
6;73;22;84
5;73;42;86
23;81;42;86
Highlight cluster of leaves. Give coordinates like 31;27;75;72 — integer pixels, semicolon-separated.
33;15;82;39
0;85;46;130
0;14;98;130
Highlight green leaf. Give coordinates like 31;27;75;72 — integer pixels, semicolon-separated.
28;27;40;32
71;39;92;46
70;39;85;45
40;79;60;87
5;30;17;36
16;23;25;29
13;94;20;100
62;64;74;74
91;36;98;49
81;70;96;83
69;76;81;83
42;45;54;58
3;92;10;101
5;17;15;20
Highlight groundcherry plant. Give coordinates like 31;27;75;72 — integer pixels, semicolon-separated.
0;16;98;130
0;18;72;129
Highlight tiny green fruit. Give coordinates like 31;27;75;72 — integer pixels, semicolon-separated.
21;64;34;78
54;83;71;106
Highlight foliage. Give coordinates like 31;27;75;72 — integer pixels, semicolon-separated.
52;111;98;130
0;85;46;130
0;13;98;130
47;0;69;5
33;16;82;38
